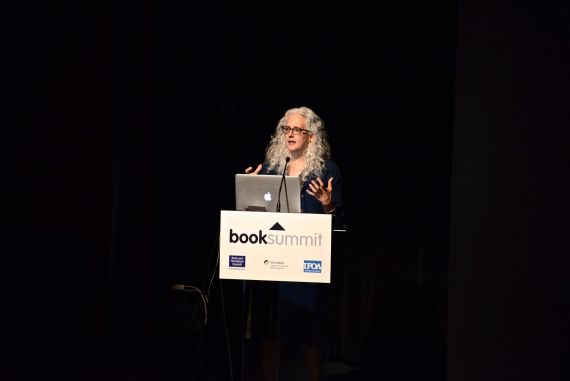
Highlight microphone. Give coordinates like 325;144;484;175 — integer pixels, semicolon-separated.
276;157;290;212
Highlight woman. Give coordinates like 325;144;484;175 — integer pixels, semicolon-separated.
246;106;344;220
245;106;344;381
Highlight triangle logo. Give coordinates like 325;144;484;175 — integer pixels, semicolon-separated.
269;222;285;231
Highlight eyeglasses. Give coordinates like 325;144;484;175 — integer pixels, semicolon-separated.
280;126;311;135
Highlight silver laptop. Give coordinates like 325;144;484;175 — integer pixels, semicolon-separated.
235;174;301;213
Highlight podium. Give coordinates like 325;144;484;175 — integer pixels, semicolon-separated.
218;210;344;381
219;210;332;283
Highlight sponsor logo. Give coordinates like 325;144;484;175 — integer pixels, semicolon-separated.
229;255;245;268
303;260;322;273
264;259;288;270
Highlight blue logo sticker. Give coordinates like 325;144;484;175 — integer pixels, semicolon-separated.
229;255;246;268
303;260;322;273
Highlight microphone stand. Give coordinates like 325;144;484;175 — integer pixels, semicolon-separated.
276;157;290;212
283;174;290;212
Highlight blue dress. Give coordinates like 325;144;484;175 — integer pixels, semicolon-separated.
261;160;345;313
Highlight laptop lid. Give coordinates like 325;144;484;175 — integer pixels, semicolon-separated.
235;174;301;213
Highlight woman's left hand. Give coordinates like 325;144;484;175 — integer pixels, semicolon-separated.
307;177;334;210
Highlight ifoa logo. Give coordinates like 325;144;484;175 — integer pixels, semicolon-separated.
303;260;322;273
228;222;323;247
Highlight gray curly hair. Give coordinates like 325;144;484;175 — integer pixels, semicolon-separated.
265;106;331;182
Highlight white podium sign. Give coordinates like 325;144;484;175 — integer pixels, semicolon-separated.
219;210;332;283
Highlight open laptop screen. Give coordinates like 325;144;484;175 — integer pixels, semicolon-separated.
235;174;301;213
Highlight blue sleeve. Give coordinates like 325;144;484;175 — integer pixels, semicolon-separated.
261;163;276;175
300;160;346;226
325;161;345;227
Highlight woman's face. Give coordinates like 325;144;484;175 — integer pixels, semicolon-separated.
283;113;312;156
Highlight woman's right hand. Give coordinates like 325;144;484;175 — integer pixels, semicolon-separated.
245;164;262;175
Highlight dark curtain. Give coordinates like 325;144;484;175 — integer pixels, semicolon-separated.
15;1;455;380
151;2;455;380
15;1;567;380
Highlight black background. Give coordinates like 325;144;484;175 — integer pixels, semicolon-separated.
7;1;568;380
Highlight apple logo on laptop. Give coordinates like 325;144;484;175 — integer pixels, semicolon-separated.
264;192;272;201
